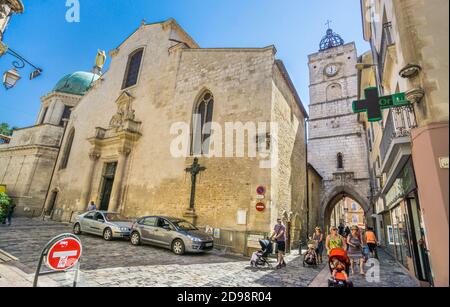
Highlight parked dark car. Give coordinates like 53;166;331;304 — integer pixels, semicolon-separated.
130;216;214;255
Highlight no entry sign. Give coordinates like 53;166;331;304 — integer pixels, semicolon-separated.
34;233;83;287
256;202;266;212
46;237;82;271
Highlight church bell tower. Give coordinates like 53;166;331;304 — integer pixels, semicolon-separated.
307;25;371;228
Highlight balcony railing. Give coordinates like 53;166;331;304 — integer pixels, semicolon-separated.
380;106;417;162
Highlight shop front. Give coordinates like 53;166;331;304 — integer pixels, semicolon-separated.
382;158;432;285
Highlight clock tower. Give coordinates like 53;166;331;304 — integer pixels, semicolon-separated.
307;26;371;229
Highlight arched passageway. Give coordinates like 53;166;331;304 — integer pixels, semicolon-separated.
320;185;372;234
329;196;366;231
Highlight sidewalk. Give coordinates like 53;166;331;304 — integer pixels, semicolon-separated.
0;249;61;287
0;262;60;287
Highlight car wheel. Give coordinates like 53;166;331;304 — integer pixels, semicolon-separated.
172;239;185;255
103;228;113;241
130;232;141;246
73;223;82;235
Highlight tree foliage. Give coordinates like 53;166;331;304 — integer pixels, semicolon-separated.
0;123;18;136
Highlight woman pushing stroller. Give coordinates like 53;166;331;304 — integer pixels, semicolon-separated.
326;226;347;253
303;227;324;267
326;226;353;287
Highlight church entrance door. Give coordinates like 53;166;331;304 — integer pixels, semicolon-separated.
99;162;117;211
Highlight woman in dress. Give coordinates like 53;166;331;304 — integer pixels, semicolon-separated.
347;225;365;275
313;227;324;264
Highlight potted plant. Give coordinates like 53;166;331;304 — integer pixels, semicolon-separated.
0;192;12;224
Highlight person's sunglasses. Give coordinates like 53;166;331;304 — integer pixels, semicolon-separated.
331;228;337;231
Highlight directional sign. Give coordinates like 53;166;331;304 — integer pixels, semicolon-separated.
46;237;82;271
353;87;411;122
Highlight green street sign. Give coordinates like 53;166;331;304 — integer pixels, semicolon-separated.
353;87;411;122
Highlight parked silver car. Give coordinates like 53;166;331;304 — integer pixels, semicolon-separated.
130;216;214;255
73;211;133;241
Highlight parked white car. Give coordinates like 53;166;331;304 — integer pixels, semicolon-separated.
73;211;133;241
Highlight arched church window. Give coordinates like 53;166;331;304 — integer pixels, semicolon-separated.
337;152;344;169
326;83;342;101
60;128;75;170
191;91;214;155
122;48;144;89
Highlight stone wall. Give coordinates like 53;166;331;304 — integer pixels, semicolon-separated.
0;145;58;215
0;123;64;215
307;164;322;236
271;63;307;245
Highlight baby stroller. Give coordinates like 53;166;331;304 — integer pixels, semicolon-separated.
328;248;353;288
250;239;273;268
303;240;318;267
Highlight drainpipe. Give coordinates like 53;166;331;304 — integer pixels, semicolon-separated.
305;118;310;241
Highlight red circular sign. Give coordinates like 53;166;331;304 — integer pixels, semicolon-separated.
256;186;266;195
256;202;266;212
46;237;82;271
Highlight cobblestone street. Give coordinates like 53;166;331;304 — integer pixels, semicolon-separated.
0;218;419;287
0;218;324;287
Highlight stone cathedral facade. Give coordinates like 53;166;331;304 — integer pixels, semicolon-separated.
307;28;371;229
29;19;309;255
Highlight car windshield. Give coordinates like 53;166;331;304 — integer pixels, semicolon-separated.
104;213;128;222
173;220;197;231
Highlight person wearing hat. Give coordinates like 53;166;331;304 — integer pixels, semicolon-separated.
347;225;365;275
312;227;324;264
326;226;347;254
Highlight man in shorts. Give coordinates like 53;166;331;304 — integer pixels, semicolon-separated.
364;227;378;259
271;218;287;269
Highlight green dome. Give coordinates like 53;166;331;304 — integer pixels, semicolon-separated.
53;71;100;96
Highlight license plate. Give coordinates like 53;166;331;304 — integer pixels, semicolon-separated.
205;243;213;247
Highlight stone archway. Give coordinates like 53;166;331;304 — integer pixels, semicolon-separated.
320;185;372;232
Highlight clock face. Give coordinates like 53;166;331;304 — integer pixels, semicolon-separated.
325;65;339;76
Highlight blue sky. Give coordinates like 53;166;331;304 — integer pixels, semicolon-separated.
0;0;368;127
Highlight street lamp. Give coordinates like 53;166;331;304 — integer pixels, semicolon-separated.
0;46;42;89
3;68;20;90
